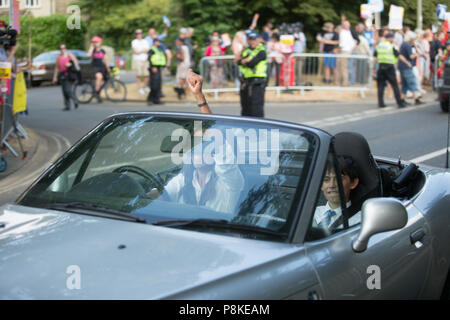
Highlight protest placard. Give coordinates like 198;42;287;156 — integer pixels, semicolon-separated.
369;0;384;13
437;4;447;20
388;5;404;30
361;4;373;19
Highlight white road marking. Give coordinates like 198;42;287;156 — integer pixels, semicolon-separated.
409;148;449;163
304;103;434;128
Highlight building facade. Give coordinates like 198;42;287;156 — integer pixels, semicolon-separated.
0;0;76;17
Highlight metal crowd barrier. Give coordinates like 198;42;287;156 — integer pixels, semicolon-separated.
433;58;440;91
199;53;374;100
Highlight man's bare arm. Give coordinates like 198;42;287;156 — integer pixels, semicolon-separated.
187;69;212;114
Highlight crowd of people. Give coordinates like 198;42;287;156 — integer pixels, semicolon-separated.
371;25;448;107
314;14;450;105
197;14;449;97
129;24;198;104
49;14;450;113
122;14;450;115
202;15;307;88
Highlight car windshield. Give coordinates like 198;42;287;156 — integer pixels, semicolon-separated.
18;115;318;240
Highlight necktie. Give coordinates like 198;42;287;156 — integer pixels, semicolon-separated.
320;209;336;228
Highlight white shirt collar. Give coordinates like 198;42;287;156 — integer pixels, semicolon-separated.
315;201;351;226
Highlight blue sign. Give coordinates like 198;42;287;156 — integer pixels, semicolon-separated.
437;4;447;20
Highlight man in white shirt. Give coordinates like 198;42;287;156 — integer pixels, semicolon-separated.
338;21;358;86
163;133;245;214
131;29;150;95
293;24;307;86
148;70;244;214
354;23;371;84
313;156;360;229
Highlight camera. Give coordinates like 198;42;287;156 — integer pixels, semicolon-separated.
278;22;303;36
0;21;17;47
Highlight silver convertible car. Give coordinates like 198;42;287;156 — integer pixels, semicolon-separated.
1;112;449;299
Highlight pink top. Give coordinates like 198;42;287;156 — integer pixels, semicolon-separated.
92;49;105;60
268;41;283;63
57;55;70;73
205;45;226;56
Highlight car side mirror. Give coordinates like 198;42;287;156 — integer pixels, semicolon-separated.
352;198;408;253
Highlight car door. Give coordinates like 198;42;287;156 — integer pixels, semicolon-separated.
303;149;432;299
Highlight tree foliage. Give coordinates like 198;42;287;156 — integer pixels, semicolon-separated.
6;0;448;60
1;14;86;60
77;0;178;54
176;0;445;52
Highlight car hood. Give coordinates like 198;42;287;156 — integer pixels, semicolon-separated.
0;204;295;299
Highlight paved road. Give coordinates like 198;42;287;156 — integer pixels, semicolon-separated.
0;84;448;205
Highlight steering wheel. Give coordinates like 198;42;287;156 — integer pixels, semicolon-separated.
113;165;164;192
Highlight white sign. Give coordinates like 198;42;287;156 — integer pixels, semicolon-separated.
361;4;373;19
437;4;447;20
369;0;384;13
163;16;171;27
389;5;404;30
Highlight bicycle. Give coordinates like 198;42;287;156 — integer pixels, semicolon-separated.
73;67;127;103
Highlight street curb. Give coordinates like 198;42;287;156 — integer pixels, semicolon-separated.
0;127;40;181
122;98;351;105
111;90;438;106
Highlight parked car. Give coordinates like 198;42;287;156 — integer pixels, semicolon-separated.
437;55;450;112
0;112;449;299
28;49;93;86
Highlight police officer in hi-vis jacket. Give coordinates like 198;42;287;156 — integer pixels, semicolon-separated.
373;33;407;108
147;38;168;105
236;30;268;117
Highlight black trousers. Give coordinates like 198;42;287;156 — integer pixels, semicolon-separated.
240;80;265;117
147;66;162;103
60;76;77;109
377;64;403;107
268;61;281;86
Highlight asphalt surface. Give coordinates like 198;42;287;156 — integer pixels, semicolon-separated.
0;82;448;205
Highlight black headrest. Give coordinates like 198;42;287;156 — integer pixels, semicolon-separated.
334;132;381;206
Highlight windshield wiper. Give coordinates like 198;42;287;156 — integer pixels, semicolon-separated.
46;202;146;223
152;218;286;239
